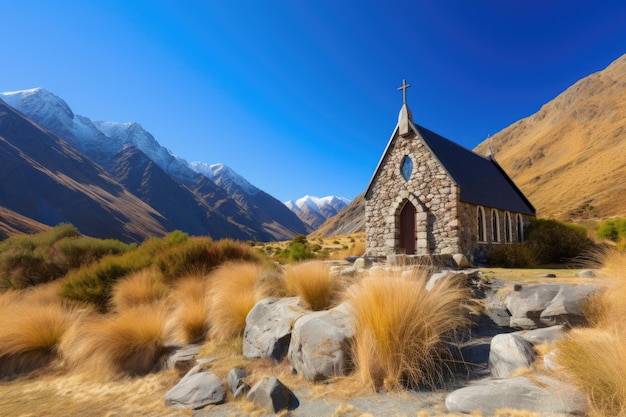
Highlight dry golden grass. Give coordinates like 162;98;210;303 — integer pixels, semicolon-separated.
345;269;472;391
0;301;81;378
60;303;172;378
555;248;626;416
208;261;268;341
169;274;211;343
284;260;338;310
110;268;169;311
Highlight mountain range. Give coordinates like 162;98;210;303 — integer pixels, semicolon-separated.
0;88;347;242
284;195;350;230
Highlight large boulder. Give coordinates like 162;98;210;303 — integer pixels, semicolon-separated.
445;376;587;416
243;297;308;361
287;302;355;381
489;333;535;378
246;376;299;413
164;365;225;409
506;284;598;329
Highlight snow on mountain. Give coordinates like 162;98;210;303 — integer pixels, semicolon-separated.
284;195;350;230
190;162;260;196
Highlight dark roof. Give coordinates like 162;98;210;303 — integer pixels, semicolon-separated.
365;116;535;216
413;124;535;216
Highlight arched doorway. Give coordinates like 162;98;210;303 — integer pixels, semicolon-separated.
399;200;416;254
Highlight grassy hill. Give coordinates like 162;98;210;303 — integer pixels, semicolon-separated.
475;53;626;221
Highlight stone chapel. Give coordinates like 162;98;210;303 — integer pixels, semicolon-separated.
364;80;535;262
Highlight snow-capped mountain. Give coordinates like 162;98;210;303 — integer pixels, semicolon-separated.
190;162;259;196
284;195;350;230
0;88;309;241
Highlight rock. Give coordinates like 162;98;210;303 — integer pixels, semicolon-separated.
506;284;598;329
340;267;357;277
445;376;587;416
164;367;225;409
544;348;561;372
489;333;535;378
246;376;298;413
227;367;249;399
162;344;202;375
452;253;471;269
288;302;355;381
578;269;596;278
352;257;373;270
243;297;307;361
516;325;564;345
539;273;557;278
426;270;466;291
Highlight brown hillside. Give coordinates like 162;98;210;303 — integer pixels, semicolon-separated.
475;53;626;220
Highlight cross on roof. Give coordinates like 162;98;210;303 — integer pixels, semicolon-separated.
397;79;411;105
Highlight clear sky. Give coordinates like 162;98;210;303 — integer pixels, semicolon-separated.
1;1;625;202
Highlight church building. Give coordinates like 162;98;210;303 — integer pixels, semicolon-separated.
364;80;535;262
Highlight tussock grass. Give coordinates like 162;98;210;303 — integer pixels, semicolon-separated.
284;261;337;310
60;303;172;378
556;248;626;416
110;268;168;311
169;274;211;343
0;302;81;378
345;269;472;391
208;261;267;341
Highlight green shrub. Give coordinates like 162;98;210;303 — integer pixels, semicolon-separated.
60;258;133;312
287;235;316;262
155;237;213;282
598;218;626;243
164;230;189;246
55;237;133;270
526;218;595;264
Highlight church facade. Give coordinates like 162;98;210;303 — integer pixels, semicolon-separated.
364;81;535;262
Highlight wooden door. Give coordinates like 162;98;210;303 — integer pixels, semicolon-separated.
399;201;416;255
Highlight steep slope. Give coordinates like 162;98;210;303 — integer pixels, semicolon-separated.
192;163;309;239
0;100;167;242
310;193;365;238
284;195;350;230
1;88;308;241
474;53;626;220
0;207;50;240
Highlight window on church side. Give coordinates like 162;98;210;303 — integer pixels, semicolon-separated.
492;210;500;242
516;214;524;242
401;156;413;182
505;212;512;243
477;206;486;242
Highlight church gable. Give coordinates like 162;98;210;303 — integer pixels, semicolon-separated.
365;80;535;260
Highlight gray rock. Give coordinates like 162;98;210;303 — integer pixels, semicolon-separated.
489;333;535;378
287;302;355;381
516;325;564;345
353;257;373;270
426;270;466;291
243;297;307;361
539;273;557;278
445;376;587;416
162;344;202;374
340;267;357;277
164;368;225;409
227;367;249;399
578;269;596;278
506;284;597;329
246;376;298;413
452;253;471;269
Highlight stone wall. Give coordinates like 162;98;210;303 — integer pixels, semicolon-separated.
365;131;461;256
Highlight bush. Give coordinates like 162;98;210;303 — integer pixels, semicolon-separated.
284;261;337;310
525;218;595;264
110;269;168;312
0;224;132;292
598;218;626;243
169;275;211;344
488;243;538;268
60;303;171;378
345;270;472;390
287;235;316;262
155;237;213;282
208;261;268;341
0;302;80;378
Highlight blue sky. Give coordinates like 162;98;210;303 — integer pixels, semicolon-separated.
1;1;625;202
